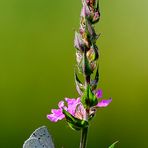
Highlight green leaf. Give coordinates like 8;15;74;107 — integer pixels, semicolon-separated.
81;85;98;108
95;0;99;10
108;141;119;148
82;51;93;76
62;109;88;131
67;122;81;131
93;44;99;61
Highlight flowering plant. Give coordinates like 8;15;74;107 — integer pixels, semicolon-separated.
47;0;117;148
23;1;118;148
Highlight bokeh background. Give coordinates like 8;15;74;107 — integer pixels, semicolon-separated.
0;0;148;147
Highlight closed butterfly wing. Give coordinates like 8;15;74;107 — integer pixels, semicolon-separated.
23;137;43;148
23;126;55;148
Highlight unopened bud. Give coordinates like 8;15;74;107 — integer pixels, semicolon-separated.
92;11;100;23
86;47;95;61
74;31;86;51
87;45;99;61
81;0;91;18
90;61;97;71
76;50;82;64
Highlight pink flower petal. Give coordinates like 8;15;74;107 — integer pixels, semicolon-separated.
65;98;81;116
51;109;61;114
47;110;65;122
47;114;58;122
74;104;86;120
97;98;112;107
96;89;103;98
47;106;65;122
58;101;65;108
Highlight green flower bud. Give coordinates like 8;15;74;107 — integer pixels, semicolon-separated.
81;85;98;109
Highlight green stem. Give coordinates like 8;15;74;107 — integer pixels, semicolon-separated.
79;127;89;148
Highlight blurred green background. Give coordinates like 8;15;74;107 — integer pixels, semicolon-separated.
0;0;148;147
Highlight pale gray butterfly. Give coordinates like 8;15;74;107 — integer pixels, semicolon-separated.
23;126;55;148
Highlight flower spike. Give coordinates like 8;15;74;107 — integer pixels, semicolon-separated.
47;1;112;147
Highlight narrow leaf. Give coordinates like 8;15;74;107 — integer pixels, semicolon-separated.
82;51;93;76
109;141;119;148
63;109;88;131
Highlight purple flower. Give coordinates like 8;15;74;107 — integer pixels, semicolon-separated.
47;101;66;122
47;98;82;122
47;90;112;122
95;89;112;107
65;98;81;116
97;98;112;107
95;89;103;98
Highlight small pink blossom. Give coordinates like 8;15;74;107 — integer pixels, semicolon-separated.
95;89;103;98
97;98;112;107
65;98;81;116
47;101;66;122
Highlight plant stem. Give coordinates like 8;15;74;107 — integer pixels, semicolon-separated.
79;74;90;148
79;126;89;148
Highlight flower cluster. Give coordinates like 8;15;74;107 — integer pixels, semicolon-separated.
47;89;111;123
